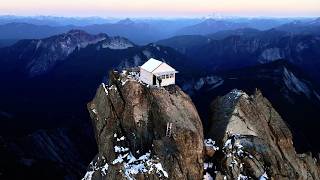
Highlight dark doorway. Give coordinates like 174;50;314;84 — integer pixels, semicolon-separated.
153;75;156;85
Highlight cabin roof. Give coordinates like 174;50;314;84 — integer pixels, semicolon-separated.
141;58;163;72
141;58;176;73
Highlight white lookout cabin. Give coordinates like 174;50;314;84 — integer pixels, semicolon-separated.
139;58;178;86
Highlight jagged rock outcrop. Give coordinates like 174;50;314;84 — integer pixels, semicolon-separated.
206;89;320;179
183;60;320;153
85;70;204;180
84;70;320;180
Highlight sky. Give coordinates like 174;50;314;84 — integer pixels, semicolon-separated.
0;0;320;18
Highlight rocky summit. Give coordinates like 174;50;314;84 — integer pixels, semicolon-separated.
83;70;320;180
85;70;204;180
206;89;320;179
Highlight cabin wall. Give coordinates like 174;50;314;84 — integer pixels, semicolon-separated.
152;64;176;86
140;68;153;85
161;78;175;86
140;67;176;86
158;74;175;86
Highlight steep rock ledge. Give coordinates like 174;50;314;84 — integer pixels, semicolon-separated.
85;71;204;180
84;70;320;180
205;89;320;179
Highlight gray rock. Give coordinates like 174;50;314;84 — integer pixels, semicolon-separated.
85;70;204;180
207;89;320;179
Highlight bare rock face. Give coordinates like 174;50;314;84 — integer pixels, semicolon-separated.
84;71;204;180
206;89;320;179
84;71;320;180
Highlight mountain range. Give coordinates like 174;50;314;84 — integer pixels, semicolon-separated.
0;30;190;136
0;30;187;179
157;28;320;85
0;16;317;46
0;19;320;179
0;15;119;26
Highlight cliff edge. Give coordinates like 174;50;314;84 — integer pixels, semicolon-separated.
205;89;320;179
83;70;320;180
84;70;204;180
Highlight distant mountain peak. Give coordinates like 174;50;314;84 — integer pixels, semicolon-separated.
98;36;135;50
63;29;108;39
1;30;109;76
176;19;247;35
117;18;134;25
310;17;320;25
202;18;222;24
66;29;89;35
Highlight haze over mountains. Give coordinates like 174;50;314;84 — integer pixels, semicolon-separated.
0;16;318;46
0;16;320;179
0;16;198;45
157;28;320;84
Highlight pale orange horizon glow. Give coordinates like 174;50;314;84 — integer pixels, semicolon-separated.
0;0;319;17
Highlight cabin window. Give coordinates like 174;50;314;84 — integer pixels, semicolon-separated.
158;73;175;79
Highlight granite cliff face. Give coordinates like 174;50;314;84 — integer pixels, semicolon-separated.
85;70;204;179
84;71;320;180
205;89;320;179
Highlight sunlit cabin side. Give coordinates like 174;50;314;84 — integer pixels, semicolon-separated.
139;58;178;87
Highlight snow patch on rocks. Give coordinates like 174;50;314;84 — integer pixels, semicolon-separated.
82;132;169;180
102;83;109;95
228;89;249;100
259;172;269;180
204;139;219;151
121;152;168;179
222;134;255;179
110;133;168;179
237;174;249;180
82;156;109;180
203;172;214;180
82;171;94;180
